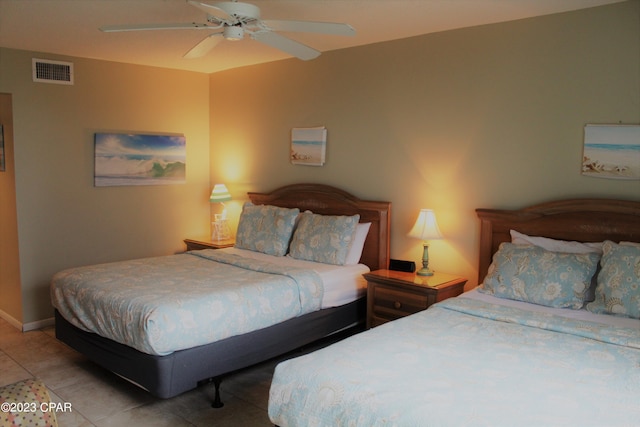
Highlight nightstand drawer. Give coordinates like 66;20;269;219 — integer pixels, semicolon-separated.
371;286;434;320
364;270;467;329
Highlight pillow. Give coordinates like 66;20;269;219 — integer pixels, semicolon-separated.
510;230;603;254
235;203;300;256
510;230;603;302
345;222;371;265
620;241;640;247
480;242;600;309
289;212;360;265
586;241;640;319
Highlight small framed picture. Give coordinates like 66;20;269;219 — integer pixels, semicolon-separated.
582;124;640;180
291;126;326;166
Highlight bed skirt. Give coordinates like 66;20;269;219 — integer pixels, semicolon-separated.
54;297;365;399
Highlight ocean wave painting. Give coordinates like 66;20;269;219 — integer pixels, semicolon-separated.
582;125;640;180
94;133;186;186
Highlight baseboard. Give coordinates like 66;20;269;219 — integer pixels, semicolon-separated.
0;309;55;332
23;317;55;332
0;309;22;330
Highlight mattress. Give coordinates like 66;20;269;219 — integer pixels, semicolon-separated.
51;247;368;356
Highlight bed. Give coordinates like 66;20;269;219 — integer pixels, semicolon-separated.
52;183;390;406
268;198;640;426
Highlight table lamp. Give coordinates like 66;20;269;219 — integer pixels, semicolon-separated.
210;184;232;241
408;209;442;276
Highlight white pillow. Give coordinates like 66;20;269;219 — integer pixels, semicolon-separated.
345;222;371;265
509;230;603;254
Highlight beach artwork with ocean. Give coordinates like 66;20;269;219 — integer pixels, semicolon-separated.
582;125;640;180
94;133;186;186
291;127;326;166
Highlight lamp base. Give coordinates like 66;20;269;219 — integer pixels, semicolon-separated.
417;242;435;276
416;268;435;276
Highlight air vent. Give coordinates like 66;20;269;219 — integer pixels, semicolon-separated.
32;58;74;85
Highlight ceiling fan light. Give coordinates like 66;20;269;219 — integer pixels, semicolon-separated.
224;26;244;41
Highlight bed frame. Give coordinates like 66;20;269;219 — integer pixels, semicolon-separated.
476;198;640;284
54;184;390;406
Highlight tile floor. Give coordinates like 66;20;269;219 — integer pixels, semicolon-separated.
0;318;357;426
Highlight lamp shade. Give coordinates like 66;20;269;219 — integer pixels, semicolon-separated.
209;184;232;203
409;209;442;241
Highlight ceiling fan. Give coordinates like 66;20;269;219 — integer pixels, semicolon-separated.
100;0;356;61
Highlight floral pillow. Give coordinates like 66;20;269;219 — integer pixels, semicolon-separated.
235;203;300;256
480;242;600;308
289;212;360;265
510;230;603;302
587;241;640;319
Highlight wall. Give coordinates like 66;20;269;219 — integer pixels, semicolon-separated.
0;49;211;325
210;2;640;288
0;93;22;326
0;2;637;325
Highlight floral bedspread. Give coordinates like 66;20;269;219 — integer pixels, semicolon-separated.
51;250;323;355
268;297;640;427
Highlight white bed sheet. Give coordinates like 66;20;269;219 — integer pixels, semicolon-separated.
461;287;640;329
220;247;369;308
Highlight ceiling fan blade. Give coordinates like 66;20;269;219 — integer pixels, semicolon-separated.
252;31;320;61
184;33;224;59
100;22;214;32
262;20;355;36
187;1;232;21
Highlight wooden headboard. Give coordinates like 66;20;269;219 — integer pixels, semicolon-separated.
248;183;391;271
476;199;640;284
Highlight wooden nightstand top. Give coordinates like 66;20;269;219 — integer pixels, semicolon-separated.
184;237;235;251
363;269;466;290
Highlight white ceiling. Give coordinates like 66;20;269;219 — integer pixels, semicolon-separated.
0;0;625;74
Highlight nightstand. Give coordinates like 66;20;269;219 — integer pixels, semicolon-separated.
184;238;235;251
364;269;467;328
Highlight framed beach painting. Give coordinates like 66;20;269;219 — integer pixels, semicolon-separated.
291;126;326;166
582;124;640;180
94;132;186;187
